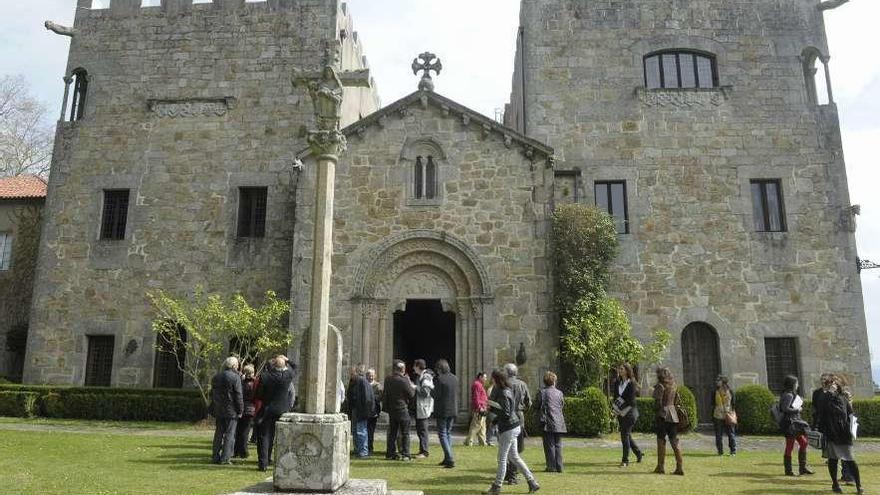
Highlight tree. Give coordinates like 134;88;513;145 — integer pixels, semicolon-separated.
147;287;292;407
552;204;670;391
0;75;53;178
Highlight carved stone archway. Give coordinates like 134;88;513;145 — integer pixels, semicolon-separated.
351;230;494;413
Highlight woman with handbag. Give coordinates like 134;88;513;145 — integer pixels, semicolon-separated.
651;367;684;476
713;375;737;456
779;375;814;476
613;363;643;467
817;375;863;494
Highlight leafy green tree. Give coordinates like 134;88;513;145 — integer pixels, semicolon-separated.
147;287;291;407
552;204;670;391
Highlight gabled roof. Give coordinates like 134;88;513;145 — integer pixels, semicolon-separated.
0;175;47;200
300;90;556;167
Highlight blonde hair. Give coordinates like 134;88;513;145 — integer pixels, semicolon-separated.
242;364;255;378
543;371;557;387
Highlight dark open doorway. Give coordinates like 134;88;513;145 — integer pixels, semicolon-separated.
393;300;456;374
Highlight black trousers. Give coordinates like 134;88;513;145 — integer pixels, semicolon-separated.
542;432;564;472
387;416;412;459
234;416;253;458
415;417;430;455
212;417;238;463
619;415;641;463
367;416;379;454
506;426;525;479
257;413;282;469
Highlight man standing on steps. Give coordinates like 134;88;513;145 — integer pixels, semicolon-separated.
413;358;435;459
433;359;459;468
504;363;532;485
211;356;243;465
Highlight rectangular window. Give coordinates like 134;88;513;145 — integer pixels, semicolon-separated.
750;179;786;232
595;181;629;234
0;232;11;271
154;324;186;389
100;189;130;240
662;54;679;88
85;335;114;387
765;337;800;394
237;187;268;238
645;56;661;89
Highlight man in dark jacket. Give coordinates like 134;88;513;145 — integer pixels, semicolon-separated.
504;363;532;484
383;360;416;460
211;356;243;465
255;355;296;471
346;364;374;458
433;359;459;468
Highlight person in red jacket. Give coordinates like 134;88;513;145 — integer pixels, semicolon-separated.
465;371;488;446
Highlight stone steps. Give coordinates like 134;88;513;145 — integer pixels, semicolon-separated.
223;478;423;495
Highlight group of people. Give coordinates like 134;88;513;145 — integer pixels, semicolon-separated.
209;354;296;471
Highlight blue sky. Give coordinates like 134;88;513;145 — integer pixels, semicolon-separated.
3;1;878;380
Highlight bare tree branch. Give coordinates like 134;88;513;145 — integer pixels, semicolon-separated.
0;75;54;178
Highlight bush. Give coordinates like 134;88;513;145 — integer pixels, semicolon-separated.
678;386;697;433
853;399;880;437
565;387;611;437
736;385;779;434
0;391;39;418
0;384;202;399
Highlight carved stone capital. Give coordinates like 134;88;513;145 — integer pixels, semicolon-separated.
307;130;347;159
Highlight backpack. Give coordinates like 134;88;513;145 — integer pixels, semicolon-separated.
770;402;783;425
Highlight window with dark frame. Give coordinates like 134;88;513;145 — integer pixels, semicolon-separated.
414;156;437;200
0;232;11;271
85;335;114;387
765;337;800;394
70;69;89;122
153;324;186;389
237;187;268;238
750;179;786;232
100;189;129;241
644;50;717;90
594;181;629;234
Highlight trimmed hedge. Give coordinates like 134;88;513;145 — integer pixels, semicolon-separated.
0;385;207;422
735;385;779;434
566;387;612;437
0;391;39;418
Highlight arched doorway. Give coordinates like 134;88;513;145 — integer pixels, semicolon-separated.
681;322;721;423
351;230;494;414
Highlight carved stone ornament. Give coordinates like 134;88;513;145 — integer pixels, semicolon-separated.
147;97;235;118
44;20;75;37
307;130;347;158
412;52;443;92
637;87;731;108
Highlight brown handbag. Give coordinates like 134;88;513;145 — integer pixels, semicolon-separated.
725;410;738;426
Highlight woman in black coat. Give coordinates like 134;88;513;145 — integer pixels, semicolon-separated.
612;363;642;467
485;369;539;494
816;375;863;494
779;375;813;476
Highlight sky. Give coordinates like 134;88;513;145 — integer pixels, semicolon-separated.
2;1;878;378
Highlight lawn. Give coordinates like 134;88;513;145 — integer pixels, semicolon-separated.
0;424;877;495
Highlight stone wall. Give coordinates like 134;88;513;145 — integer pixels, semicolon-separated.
511;0;871;395
291;91;556;398
24;0;377;386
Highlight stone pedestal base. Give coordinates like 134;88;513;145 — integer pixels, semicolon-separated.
226;478;406;495
273;413;350;492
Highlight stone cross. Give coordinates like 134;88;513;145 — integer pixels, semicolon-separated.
296;44;370;416
411;51;442;92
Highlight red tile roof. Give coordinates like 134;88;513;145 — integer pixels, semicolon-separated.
0;175;48;200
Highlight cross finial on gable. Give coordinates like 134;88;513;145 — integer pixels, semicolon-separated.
412;52;443;92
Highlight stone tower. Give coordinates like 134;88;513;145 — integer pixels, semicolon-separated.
24;0;378;386
507;0;871;404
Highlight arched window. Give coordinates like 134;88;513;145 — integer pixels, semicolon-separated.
644;50;717;89
414;155;437;200
802;48;832;105
69;69;89;122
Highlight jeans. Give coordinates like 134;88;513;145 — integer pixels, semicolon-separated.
714;419;737;454
415;417;430;455
542;432;563;472
465;412;487;446
506;422;525;480
619;415;641;463
353;419;369;457
234;416;253;458
212;417;238;463
387;416;412;459
437;416;455;465
258;413;282;469
367;416;379;454
493;426;535;486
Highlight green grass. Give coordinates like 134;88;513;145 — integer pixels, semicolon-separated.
0;426;878;495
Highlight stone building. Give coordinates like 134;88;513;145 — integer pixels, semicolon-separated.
24;0;871;417
0;175;47;382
